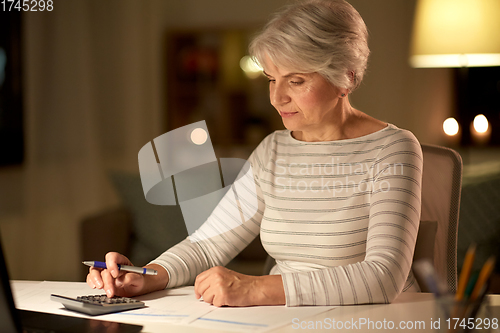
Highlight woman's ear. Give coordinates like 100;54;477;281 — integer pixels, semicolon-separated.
348;70;356;91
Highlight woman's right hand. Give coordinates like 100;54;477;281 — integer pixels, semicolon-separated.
86;252;168;298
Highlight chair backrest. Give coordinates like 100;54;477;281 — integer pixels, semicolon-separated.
418;144;463;293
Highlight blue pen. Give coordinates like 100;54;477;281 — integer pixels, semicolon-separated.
83;261;157;276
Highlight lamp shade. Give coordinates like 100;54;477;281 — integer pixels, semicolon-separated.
410;0;500;67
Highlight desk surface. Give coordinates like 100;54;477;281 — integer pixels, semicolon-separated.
11;281;500;333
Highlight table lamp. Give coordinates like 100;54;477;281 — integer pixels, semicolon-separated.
409;0;500;145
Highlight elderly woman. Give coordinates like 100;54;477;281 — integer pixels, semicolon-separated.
87;0;422;307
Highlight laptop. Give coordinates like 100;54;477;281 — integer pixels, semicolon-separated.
0;234;143;333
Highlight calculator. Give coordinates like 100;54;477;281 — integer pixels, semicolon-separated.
51;294;146;316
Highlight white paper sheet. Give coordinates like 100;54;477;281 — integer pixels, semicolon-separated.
109;286;214;324
189;305;335;332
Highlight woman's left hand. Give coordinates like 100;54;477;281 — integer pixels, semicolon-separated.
194;266;286;307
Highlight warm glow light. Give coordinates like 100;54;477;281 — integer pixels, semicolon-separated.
473;114;489;133
410;54;500;68
410;0;500;68
443;118;459;136
240;55;263;79
190;128;208;145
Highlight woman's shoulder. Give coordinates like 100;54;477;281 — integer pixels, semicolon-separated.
379;124;423;162
248;130;289;164
383;124;421;147
254;129;290;151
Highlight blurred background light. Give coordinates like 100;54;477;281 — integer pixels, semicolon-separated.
473;114;489;134
190;128;208;145
443;117;459;136
239;55;263;79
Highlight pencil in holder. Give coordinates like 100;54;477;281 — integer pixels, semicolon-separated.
434;291;491;333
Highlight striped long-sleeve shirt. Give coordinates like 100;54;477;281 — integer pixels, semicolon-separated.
151;124;423;306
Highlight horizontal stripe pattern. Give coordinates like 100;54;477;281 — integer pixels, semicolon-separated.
151;124;422;306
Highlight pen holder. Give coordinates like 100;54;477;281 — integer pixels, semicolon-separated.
434;295;492;333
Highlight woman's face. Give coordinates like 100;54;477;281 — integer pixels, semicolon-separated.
263;59;344;138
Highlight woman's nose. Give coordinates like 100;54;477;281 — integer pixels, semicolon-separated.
270;82;290;106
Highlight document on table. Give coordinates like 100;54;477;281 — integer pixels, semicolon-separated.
107;287;335;332
111;286;214;324
189;305;335;332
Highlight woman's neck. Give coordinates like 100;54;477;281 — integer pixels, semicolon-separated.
291;104;387;142
292;101;355;142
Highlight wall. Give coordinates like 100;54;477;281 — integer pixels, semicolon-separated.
0;0;454;281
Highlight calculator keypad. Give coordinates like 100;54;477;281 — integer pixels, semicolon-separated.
76;295;141;305
51;294;146;315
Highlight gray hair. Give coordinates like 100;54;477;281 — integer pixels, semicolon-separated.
249;0;369;92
